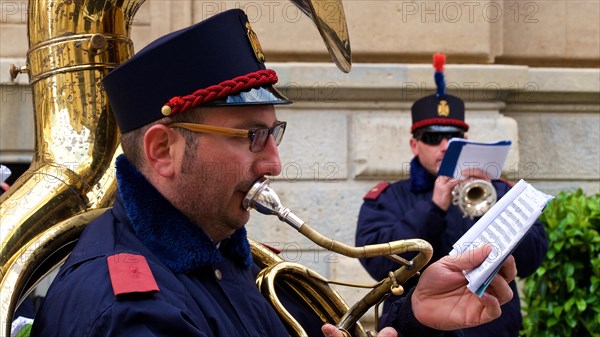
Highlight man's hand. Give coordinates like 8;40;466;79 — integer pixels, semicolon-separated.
432;168;493;211
460;168;492;184
0;182;9;191
321;324;397;337
411;245;517;331
432;175;460;211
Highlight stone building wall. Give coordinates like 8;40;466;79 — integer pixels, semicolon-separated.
245;62;599;325
1;0;599;329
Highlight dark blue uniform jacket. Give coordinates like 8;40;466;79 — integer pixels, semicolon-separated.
31;156;310;337
31;155;448;337
356;157;548;337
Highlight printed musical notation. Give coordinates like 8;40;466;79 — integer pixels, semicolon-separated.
449;179;553;296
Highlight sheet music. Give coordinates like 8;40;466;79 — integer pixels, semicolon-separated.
438;139;512;180
449;180;553;296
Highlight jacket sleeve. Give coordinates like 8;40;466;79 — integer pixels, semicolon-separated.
381;288;464;337
30;257;210;337
89;297;209;337
355;186;449;281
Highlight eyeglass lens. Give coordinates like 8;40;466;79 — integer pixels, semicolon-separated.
250;122;286;152
418;132;464;145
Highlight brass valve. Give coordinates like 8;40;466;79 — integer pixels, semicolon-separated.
9;64;27;80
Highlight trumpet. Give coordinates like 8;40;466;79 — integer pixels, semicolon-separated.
244;177;433;337
452;179;497;219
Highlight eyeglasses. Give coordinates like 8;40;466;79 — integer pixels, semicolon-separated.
415;132;464;145
168;120;287;153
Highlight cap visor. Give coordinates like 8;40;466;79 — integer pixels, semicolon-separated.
204;85;292;106
417;125;466;133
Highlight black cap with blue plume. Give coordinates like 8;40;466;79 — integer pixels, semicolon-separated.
411;53;469;133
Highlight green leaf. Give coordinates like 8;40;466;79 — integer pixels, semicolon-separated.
565;263;575;276
521;190;600;337
566;277;575;292
577;299;587;312
553;306;563;317
536;266;546;276
564;297;575;311
590;276;600;293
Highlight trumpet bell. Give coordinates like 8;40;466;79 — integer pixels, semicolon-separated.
452;179;498;219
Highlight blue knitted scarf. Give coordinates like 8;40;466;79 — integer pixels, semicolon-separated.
115;155;252;273
409;156;437;193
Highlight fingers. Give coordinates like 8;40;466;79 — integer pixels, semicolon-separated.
432;176;460;210
435;175;460;188
476;255;516;324
321;324;343;337
442;244;492;271
478;292;502;322
487;277;514;306
378;327;399;337
322;324;398;337
498;255;517;283
460;168;490;181
485;257;516;306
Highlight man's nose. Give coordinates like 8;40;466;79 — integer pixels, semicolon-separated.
254;135;282;177
439;137;450;150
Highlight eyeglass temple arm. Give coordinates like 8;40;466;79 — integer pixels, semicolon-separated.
169;123;249;138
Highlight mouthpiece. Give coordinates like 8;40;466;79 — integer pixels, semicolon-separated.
243;177;304;230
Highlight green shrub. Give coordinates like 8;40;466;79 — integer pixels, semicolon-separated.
521;189;600;337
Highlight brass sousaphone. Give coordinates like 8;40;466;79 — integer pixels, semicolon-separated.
1;2;141;335
0;1;431;336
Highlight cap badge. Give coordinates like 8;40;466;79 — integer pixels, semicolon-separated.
246;22;265;63
437;100;450;117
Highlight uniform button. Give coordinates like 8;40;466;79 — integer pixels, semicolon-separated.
214;269;223;280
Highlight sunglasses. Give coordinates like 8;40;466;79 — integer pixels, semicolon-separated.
168;120;287;153
415;131;464;145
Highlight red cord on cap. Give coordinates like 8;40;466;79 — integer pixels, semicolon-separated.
162;69;278;116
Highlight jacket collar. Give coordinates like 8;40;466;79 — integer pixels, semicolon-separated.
115;155;252;273
409;156;437;193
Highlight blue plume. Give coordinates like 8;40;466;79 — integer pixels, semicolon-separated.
435;71;446;98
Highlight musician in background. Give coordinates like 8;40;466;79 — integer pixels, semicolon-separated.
355;54;548;337
30;13;517;337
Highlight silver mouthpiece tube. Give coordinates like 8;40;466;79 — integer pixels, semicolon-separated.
243;177;305;230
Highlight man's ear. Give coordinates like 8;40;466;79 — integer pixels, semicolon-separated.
143;124;181;177
409;137;419;156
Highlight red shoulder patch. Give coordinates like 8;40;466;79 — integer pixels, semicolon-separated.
363;182;390;200
107;253;159;296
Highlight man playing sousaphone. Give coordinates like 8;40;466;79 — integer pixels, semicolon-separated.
30;11;517;337
356;54;548;337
